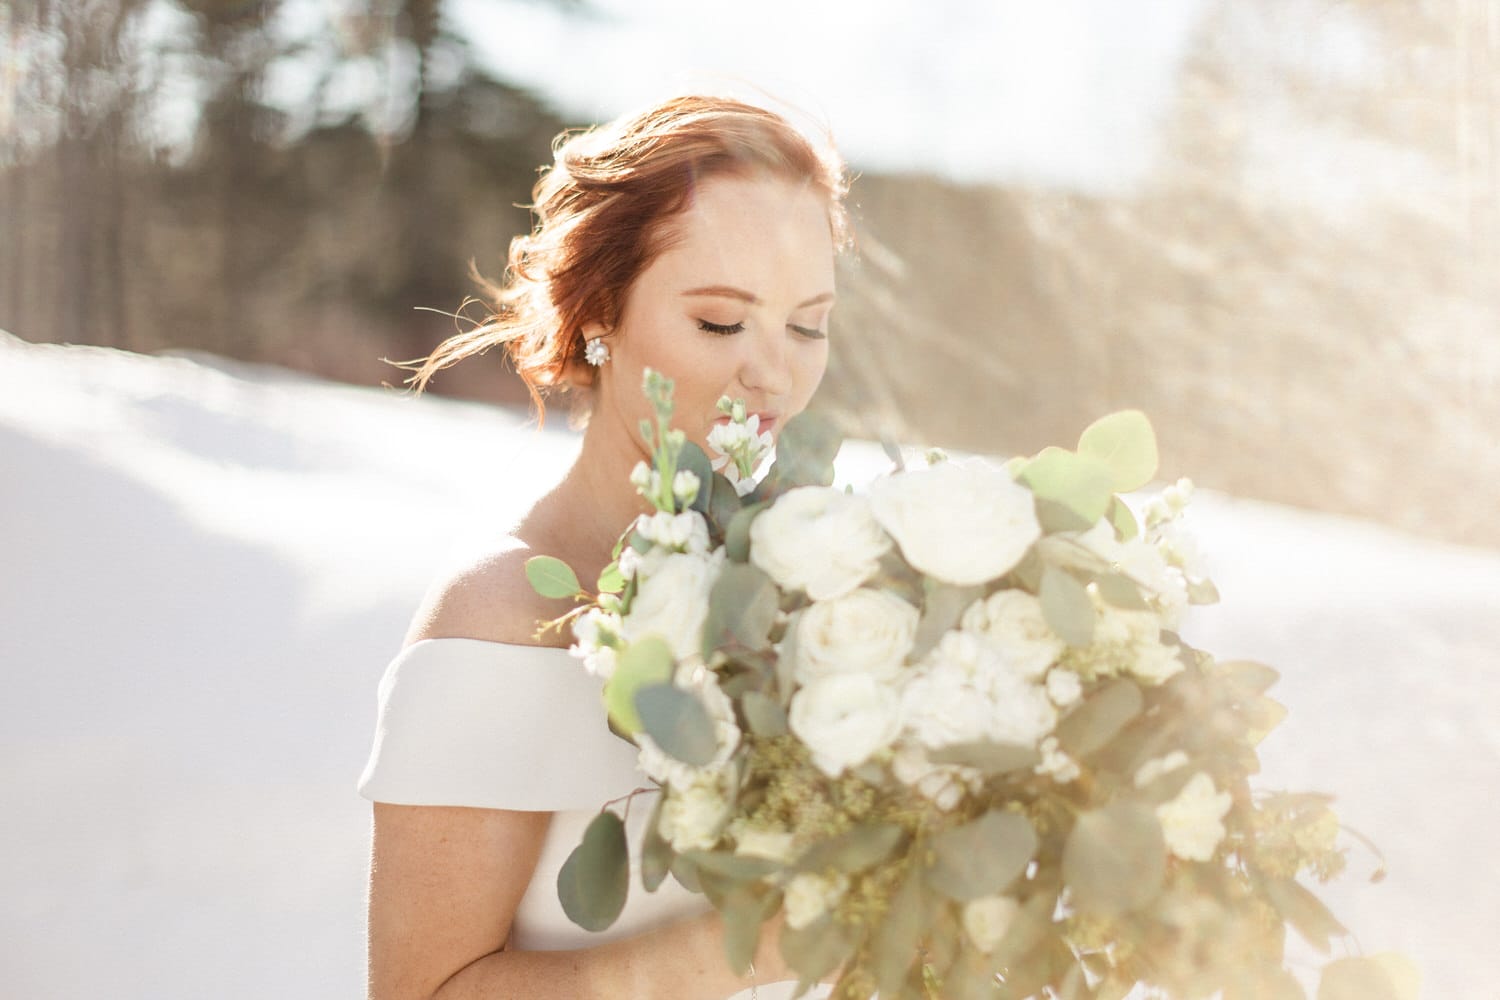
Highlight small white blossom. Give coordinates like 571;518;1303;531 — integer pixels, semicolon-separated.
1035;735;1080;783
962;895;1021;953
1156;772;1233;861
891;742;979;810
784;871;849;929
634;510;710;554
658;774;731;852
1045;667;1082;707
728;819;798;863
672;469;701;506
899;631;1057;750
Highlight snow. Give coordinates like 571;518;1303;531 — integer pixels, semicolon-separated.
2;330;1495;998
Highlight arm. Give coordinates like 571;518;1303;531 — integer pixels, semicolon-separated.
368;802;792;1000
368;546;805;1000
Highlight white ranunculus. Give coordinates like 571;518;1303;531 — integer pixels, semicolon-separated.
658;774;731;852
1156;772;1233;861
795;588;919;684
784;871;849;929
789;674;902;777
962;895;1021;953
960;589;1065;679
620;550;722;662
749;487;891;601
868;460;1041;586
1044;667;1082;707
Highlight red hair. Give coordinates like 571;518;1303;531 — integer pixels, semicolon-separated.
393;96;850;421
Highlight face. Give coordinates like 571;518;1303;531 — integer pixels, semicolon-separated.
585;171;836;464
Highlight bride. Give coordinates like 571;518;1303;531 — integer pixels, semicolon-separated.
358;96;851;999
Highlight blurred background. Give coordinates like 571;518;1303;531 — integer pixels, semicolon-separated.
3;1;1498;998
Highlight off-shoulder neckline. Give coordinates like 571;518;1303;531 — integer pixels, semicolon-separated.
400;636;573;655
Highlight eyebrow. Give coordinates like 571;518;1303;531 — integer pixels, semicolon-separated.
682;285;835;309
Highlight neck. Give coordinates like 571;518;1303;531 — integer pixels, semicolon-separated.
539;416;655;576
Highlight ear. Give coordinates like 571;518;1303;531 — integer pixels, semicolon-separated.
565;322;611;388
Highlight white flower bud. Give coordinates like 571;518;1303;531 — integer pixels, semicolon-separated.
672;469;701;505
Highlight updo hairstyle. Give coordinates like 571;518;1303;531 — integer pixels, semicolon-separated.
396;95;851;422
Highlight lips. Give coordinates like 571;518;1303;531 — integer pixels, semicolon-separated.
713;412;779;433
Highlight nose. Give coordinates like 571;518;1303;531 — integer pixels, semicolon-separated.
738;323;793;397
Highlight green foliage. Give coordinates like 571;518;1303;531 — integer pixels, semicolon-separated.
871;871;926;996
926;810;1038;902
602;637;674;735
1266;878;1348;952
1063;801;1166;915
556;810;629;932
678;441;715;511
780;913;859;986
701;562;779;658
911;581;985;663
725;501;768;563
596;561;625;595
1077;410;1159;493
928;741;1041;775
1040;566;1096;647
1018;447;1115;526
740;688;788;736
524;555;581;599
755;410;843;498
639;793;673;893
1095;571;1150;610
707;471;745;531
1108;495;1140;541
635;683;718;766
720;884;779;975
1056;678;1143;759
794;824;906;874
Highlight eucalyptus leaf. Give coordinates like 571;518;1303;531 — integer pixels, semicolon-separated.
525;555;581;599
1056;678;1142;759
872;870;925;997
911;582;985;663
701;562;779;658
596;561;626;595
1095;571;1150;610
1077;409;1159;492
768;410;842;490
794;824;905;874
1220;659;1281;694
775;610;803;705
670;851;703;894
1317;954;1419;1000
677;441;715;512
680;850;781;883
556;810;629;931
640;793;673;892
602;637;674;735
928;741;1041;775
1040;566;1095;647
1018;447;1115;525
1266;878;1347;952
1108;495;1139;541
635;683;718;766
926;810;1037;902
779;913;858;984
1034;497;1097;535
1187;576;1221;604
880;437;907;472
707;471;744;533
1062;800;1165;916
741;688;789;736
721;885;778;975
725;501;768;563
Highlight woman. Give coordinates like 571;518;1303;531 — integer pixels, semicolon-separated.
358;96;851;1000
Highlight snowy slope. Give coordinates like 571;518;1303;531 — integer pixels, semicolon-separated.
1;331;1495;998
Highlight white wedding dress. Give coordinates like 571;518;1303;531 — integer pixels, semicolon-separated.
358;637;829;1000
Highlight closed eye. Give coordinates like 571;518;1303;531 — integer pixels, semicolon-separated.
698;319;744;336
790;324;826;340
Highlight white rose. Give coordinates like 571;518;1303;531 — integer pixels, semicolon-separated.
750;487;891;600
1045;667;1082;707
621;550;721;662
962;895;1021;953
795;588;919;684
658;775;731;852
1156;772;1233;861
789;674;902;777
868;460;1041;586
900;632;1057;749
960;589;1065;679
784;871;849;929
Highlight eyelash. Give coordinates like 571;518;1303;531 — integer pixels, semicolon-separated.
696;319;827;341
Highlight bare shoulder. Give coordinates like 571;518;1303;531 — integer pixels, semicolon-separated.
402;539;577;649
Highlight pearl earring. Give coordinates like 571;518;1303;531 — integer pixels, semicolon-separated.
584;338;610;366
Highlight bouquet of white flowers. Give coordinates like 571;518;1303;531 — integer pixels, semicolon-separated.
526;370;1411;1000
